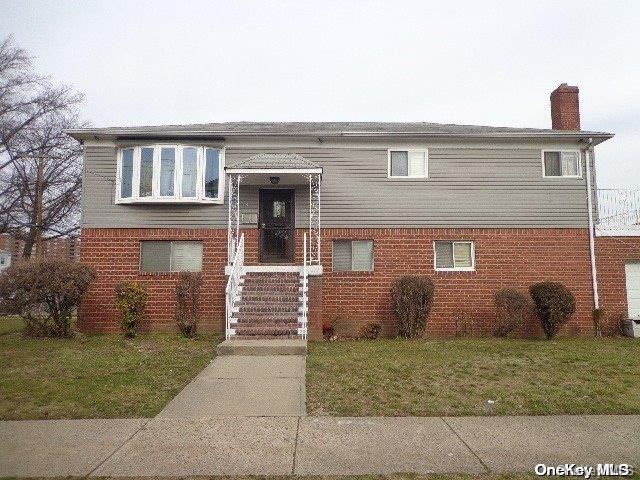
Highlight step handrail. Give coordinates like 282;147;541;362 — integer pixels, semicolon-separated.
301;233;308;340
225;233;245;340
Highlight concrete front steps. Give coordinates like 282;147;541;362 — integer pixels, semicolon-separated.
216;339;307;356
231;272;305;340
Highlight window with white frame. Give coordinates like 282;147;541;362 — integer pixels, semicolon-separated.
388;149;428;178
434;241;475;271
117;145;224;203
542;150;581;178
140;241;203;272
332;240;374;271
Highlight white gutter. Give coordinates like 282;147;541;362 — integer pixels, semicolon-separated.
583;141;599;309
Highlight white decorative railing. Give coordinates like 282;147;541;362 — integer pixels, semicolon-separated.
307;173;321;265
225;233;244;340
597;189;640;228
300;233;309;340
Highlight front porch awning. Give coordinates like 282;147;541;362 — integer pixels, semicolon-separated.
226;153;322;175
225;154;322;266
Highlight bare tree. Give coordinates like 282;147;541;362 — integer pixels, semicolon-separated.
0;35;84;256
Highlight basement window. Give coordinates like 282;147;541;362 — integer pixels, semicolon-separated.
434;241;475;271
140;241;203;272
116;145;225;204
332;240;374;271
542;150;581;178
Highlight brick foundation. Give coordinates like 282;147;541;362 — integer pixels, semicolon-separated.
595;236;640;333
79;228;228;333
318;228;594;338
80;227;618;338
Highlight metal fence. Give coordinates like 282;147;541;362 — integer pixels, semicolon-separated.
597;189;640;227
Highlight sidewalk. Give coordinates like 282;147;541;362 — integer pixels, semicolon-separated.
1;353;639;476
2;414;639;476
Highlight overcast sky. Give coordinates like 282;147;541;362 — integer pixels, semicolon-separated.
2;0;639;187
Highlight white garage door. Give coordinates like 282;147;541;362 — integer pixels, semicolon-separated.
626;262;640;320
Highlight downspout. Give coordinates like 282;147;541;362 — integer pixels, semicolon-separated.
583;138;599;309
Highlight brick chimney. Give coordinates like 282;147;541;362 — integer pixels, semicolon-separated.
550;83;580;130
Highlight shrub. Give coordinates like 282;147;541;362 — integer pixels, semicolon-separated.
616;312;628;337
115;281;148;338
174;272;203;338
592;307;605;337
0;259;95;337
359;322;382;340
322;321;335;341
529;282;576;339
391;276;435;338
494;288;529;337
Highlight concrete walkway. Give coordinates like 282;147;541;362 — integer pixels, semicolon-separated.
2;353;639;476
157;355;306;418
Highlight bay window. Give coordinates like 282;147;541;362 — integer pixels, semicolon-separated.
139;147;154;197
159;147;176;196
181;147;198;197
116;145;224;203
121;148;134;198
204;148;220;199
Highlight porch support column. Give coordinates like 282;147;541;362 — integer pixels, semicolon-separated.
308;173;321;265
227;173;242;264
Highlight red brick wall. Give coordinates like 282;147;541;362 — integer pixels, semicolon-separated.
307;276;323;340
319;228;595;338
595;236;640;333
80;227;598;337
79;228;229;333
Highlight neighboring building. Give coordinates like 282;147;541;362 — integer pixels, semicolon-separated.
66;84;640;338
42;237;81;262
0;234;20;261
0;233;80;263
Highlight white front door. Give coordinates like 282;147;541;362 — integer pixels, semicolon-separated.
625;262;640;320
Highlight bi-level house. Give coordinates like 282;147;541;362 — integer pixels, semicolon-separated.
67;84;640;339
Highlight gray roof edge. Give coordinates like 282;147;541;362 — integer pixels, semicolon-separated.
230;153;322;170
65;128;613;139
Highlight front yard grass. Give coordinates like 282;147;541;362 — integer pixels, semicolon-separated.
307;338;640;416
0;332;218;420
0;315;25;335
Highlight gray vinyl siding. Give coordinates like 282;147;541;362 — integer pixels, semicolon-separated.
82;144;590;229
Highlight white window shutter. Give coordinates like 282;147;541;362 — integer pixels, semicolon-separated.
408;151;426;176
171;241;203;272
